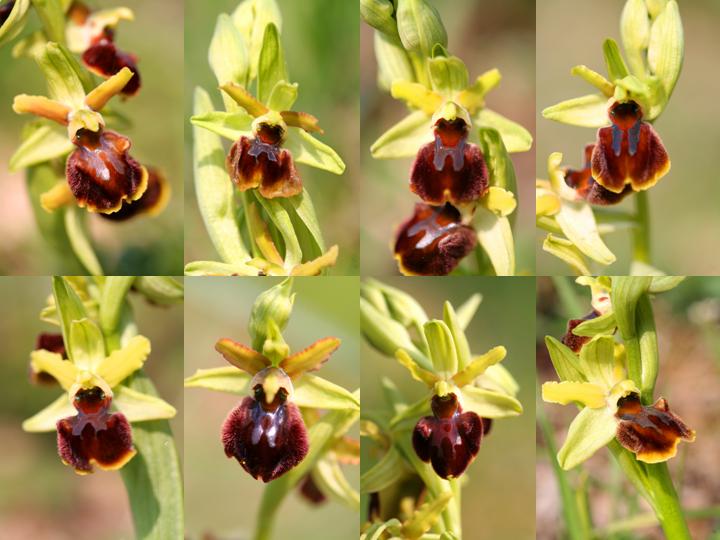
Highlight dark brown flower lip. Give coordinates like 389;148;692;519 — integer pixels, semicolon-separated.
561;310;601;353
227;135;302;199
412;392;484;479
66;128;148;214
564;144;633;205
83;39;141;97
615;393;696;463
298;474;327;505
99;166;169;221
410;117;488;205
394;203;476;276
222;392;309;482
0;1;15;26
591;100;670;193
30;333;67;386
56;386;136;474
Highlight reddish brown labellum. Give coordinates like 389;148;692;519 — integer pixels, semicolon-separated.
565;143;632;205
0;1;15;25
99;166;169;221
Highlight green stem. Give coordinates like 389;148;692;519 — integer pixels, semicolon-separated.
598;506;720;535
632;191;651;265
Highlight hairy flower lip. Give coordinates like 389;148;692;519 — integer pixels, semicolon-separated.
565;143;632;205
66;128;148;214
591;100;670;193
410;116;488;205
394;203;476;276
412;392;483;479
615;393;695;463
227;135;302;199
83;37;141;97
98;166;170;221
56;385;136;475
0;1;15;26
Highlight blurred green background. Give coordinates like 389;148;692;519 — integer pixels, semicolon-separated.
0;1;184;275
536;0;720;275
361;277;536;539
360;0;536;275
0;277;184;539
184;277;360;539
537;277;720;539
184;0;360;275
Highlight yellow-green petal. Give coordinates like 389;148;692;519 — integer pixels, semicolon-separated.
95;335;151;388
452;345;506;387
395;349;439;387
30;350;77;390
542;381;606;408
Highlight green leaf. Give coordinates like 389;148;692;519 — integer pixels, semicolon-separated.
542;94;610;128
267;80;298;111
621;0;651;77
22;393;74;432
120;372;183;540
184;366;250;394
474;108;532;153
374;30;415;91
294;374;360;411
69;318;105;371
253;191;302;266
571;65;615;97
443;302;471;371
0;0;30;46
133;277;184;306
542;234;591;276
36;42;86;107
602;38;630;81
114;385;177;422
423;320;457;376
427;53;468;96
611;276;652;339
557;405;617;470
99;277;135;338
208;13;249;94
371;110;433;159
396;0;447;57
190;110;253;141
555;201;615;266
360;446;409;493
459;386;523;418
192;87;249;264
475;208;515;276
257;23;287;105
64;205;104;276
52;276;89;363
572;311;617;337
545;336;585;383
455;294;482;331
284;127;346;174
9;123;73;172
647;0;683;98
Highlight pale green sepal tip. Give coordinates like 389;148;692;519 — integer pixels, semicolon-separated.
294;374;360;411
208;13;249;89
621;0;651;77
113;385;177;422
459;386;523;418
475;108;533;153
557;405;617;470
184;366;250;394
542;94;610;128
22;393;74;433
9;124;73;172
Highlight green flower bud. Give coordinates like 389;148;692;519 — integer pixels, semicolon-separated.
360;0;397;36
133;276;184;306
248;277;295;352
374;30;415;90
396;0;447;58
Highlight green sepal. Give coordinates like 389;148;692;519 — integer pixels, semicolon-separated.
69;318;106;371
191;87;249;264
36;42;87;108
620;0;651;77
475;208;515;276
478;363;519;397
257;23;287;105
542;94;610;128
555;199;615;266
133;277;184;306
543;234;591;276
52;276;90;363
545;336;585;383
602;38;630;81
390;393;432;429
427;49;469;96
370;110;433;159
578;335;616;388
557;405;617;470
190;110;253;141
423;320;457;376
284;127;346;174
367;278;429;331
458;386;523;418
22;393;74;432
396;0;447;57
474;108;532;153
294;374;360;411
360;446;410;494
442;302;471;372
9;123;73;172
208;13;249;109
267;80;298;111
647;0;683;99
232;0;282;82
570;65;615;97
113;385;177;422
0;0;30;46
184;366;250;394
610;276;652;340
572;311;617;337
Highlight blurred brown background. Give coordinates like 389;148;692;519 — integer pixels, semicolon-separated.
0;277;184;539
536;277;720;539
360;0;537;275
536;0;720;275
